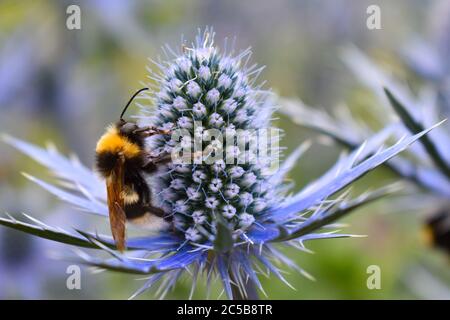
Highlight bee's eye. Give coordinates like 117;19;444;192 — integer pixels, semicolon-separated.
120;122;138;135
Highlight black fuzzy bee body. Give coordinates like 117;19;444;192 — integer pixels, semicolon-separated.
94;88;172;251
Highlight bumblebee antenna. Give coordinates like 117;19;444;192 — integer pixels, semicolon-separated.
120;87;149;120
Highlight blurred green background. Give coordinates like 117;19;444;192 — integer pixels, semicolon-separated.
0;0;449;299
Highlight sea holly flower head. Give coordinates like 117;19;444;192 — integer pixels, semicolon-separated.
141;30;280;246
0;28;440;299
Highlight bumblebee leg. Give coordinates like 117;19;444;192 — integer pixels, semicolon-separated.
143;204;166;218
142;153;172;174
149;206;173;225
134;126;172;137
128;205;171;231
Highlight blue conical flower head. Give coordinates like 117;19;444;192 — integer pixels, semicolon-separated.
141;29;279;244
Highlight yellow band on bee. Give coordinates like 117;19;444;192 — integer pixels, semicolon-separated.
96;125;141;158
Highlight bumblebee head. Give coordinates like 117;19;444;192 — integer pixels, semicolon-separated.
115;119;146;147
118;119;139;136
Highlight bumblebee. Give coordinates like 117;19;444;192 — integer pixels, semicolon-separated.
95;88;172;251
423;208;450;257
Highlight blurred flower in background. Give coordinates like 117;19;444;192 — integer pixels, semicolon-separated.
279;0;450;299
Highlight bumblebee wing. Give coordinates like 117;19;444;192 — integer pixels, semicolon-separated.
106;156;127;251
